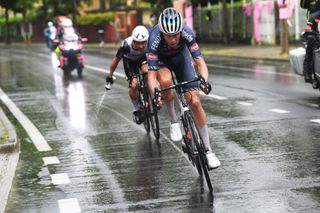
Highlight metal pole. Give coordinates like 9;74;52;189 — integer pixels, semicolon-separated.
231;0;234;39
72;0;77;27
294;2;300;40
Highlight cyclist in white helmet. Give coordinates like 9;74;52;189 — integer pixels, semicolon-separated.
147;7;220;169
106;25;149;124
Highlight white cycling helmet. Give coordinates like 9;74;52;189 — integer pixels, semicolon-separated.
48;21;53;27
131;25;149;42
158;7;183;35
61;18;73;27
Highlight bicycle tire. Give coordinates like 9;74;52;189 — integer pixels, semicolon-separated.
183;111;203;177
141;89;150;133
147;91;160;139
185;111;213;191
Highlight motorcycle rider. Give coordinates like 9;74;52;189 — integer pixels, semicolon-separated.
147;8;220;169
105;25;149;124
302;0;320;88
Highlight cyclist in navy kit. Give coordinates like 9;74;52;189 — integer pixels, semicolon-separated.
106;25;149;124
147;8;220;169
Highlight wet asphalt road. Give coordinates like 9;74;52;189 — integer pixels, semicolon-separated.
1;44;320;213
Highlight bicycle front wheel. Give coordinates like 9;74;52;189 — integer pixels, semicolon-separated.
147;92;160;139
141;90;150;133
184;111;212;191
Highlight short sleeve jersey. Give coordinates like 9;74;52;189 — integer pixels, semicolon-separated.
116;37;147;61
147;24;202;71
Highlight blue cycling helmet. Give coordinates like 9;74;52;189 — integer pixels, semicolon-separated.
158;8;183;35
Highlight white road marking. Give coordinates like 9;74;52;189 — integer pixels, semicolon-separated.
237;101;253;106
43;156;60;165
50;173;71;185
86;64;126;78
268;109;290;114
58;198;81;213
306;103;319;108
0;88;52;152
310;119;320;124
206;93;227;100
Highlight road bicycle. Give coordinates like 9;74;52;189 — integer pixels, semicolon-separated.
136;72;160;139
154;73;213;191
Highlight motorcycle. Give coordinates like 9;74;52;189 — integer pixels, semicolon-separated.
54;34;88;77
289;22;320;91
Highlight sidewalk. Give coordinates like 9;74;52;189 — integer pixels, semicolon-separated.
0;106;19;213
84;42;298;62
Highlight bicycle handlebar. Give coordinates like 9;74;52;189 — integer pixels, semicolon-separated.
153;74;207;108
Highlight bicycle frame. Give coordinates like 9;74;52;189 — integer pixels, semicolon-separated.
154;72;213;191
134;72;160;138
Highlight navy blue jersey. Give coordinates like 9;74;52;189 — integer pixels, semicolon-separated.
147;24;202;71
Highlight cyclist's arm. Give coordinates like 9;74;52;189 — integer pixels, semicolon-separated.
108;57;120;78
147;52;160;94
107;42;127;78
194;57;209;82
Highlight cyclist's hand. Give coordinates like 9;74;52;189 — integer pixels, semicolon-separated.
105;76;114;90
106;76;114;84
199;78;212;95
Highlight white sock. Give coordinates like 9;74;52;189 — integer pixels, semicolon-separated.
132;98;139;111
166;100;178;123
197;125;211;152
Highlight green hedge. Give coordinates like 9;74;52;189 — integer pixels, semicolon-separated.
0;16;23;25
77;12;115;25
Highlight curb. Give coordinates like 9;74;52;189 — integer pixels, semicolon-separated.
0;107;19;153
0;107;20;213
84;46;290;63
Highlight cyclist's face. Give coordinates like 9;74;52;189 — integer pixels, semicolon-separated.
163;33;181;49
132;40;147;51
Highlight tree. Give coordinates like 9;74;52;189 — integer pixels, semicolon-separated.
0;0;18;44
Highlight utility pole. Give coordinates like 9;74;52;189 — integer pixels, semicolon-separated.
222;0;229;44
72;0;77;27
5;7;11;45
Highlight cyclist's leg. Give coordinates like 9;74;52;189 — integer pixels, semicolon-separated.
171;48;210;150
157;66;178;123
138;55;148;74
157;65;182;141
123;59;139;111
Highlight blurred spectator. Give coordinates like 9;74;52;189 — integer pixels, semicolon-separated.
114;17;121;44
97;26;105;47
147;14;156;32
43;21;57;48
277;0;296;54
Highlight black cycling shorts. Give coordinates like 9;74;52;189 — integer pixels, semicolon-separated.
123;55;147;81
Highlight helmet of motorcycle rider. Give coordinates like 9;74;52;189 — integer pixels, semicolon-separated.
48;21;53;27
61;18;73;28
158;7;183;35
131;25;149;42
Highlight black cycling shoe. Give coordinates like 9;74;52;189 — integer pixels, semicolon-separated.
312;79;319;89
133;110;144;124
303;71;312;83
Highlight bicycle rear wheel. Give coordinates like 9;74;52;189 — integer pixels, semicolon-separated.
147;91;160;139
184;111;212;191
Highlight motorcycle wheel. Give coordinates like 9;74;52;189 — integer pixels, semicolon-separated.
77;66;83;78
